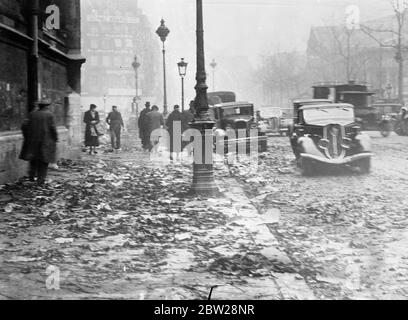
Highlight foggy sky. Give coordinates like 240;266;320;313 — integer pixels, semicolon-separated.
136;0;395;105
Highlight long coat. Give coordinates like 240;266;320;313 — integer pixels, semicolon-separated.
83;110;100;147
19;107;58;163
181;109;194;132
138;107;151;139
146;110;165;135
166;110;182;153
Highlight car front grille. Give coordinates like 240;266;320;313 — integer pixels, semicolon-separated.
325;124;345;159
235;121;248;130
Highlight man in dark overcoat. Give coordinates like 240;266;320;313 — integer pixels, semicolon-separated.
19;100;58;185
180;100;196;149
145;105;165;151
138;101;151;150
106;105;124;151
166;105;182;159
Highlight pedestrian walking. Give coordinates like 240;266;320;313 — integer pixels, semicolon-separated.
19;100;58;185
181;100;196;149
138;101;151;150
166;105;183;160
83;104;100;155
146;105;165;152
181;100;195;132
106;105;125;152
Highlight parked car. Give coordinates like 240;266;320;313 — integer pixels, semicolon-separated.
207;91;236;106
290;103;372;175
354;103;401;137
312;81;398;137
211;102;268;153
257;107;292;136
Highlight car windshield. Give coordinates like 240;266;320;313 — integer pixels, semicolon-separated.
303;106;354;125
221;106;253;116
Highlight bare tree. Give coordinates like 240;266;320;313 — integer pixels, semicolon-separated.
256;51;309;105
361;0;408;102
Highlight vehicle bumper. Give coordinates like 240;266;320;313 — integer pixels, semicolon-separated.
300;152;372;165
216;135;267;151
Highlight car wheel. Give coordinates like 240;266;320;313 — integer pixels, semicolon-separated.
300;158;314;176
357;158;371;174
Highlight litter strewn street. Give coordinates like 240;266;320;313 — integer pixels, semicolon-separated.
1;133;407;300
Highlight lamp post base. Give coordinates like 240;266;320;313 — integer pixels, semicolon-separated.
191;163;217;196
190;120;217;196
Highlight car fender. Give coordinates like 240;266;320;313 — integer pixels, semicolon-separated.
355;132;371;151
298;136;323;157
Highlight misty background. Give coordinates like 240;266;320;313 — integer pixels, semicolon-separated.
137;0;395;108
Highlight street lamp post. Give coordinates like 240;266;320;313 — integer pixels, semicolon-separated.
210;58;217;92
131;56;141;131
156;19;170;116
386;83;393;102
190;0;217;196
177;58;188;112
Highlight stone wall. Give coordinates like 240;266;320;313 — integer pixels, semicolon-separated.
0;0;84;184
0;127;71;184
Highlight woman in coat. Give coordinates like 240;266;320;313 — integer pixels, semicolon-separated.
83;104;100;154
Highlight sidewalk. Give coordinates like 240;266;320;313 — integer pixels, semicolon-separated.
0;138;314;300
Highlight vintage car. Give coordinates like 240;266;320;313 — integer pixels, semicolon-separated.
257;107;293;136
352;103;400;137
313;81;397;137
290;103;372;175
367;103;402;136
288;99;333;136
211;102;268;153
207;91;236;106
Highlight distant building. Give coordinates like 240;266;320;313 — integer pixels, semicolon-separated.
81;0;161;123
306;15;405;99
0;0;84;183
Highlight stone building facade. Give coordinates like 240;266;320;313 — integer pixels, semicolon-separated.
81;0;161;126
0;0;84;183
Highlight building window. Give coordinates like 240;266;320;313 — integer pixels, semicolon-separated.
102;39;111;50
90;56;99;67
114;38;122;48
102;56;110;67
90;39;98;49
113;56;121;67
125;39;133;48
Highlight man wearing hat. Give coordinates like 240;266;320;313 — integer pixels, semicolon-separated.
138;101;151;150
19;99;58;185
